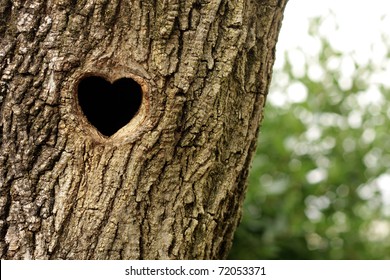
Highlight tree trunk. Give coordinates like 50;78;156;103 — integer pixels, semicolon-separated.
0;0;287;259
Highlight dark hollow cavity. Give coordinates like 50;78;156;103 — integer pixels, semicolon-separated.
77;76;143;137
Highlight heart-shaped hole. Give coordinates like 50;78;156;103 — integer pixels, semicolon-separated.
77;76;143;137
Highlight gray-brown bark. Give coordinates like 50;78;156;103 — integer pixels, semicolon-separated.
0;0;287;259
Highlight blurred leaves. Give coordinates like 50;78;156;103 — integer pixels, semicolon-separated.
229;16;390;260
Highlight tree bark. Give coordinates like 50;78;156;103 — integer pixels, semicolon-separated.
0;0;287;259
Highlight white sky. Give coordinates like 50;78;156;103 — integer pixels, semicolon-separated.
270;1;389;107
270;1;390;108
278;0;390;57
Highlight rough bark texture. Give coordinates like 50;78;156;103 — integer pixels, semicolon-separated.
0;0;287;259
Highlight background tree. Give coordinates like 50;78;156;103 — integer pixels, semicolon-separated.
230;13;390;259
0;0;288;259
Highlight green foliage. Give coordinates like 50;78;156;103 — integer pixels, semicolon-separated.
229;16;390;260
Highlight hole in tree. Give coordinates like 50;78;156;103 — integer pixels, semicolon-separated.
77;76;143;137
